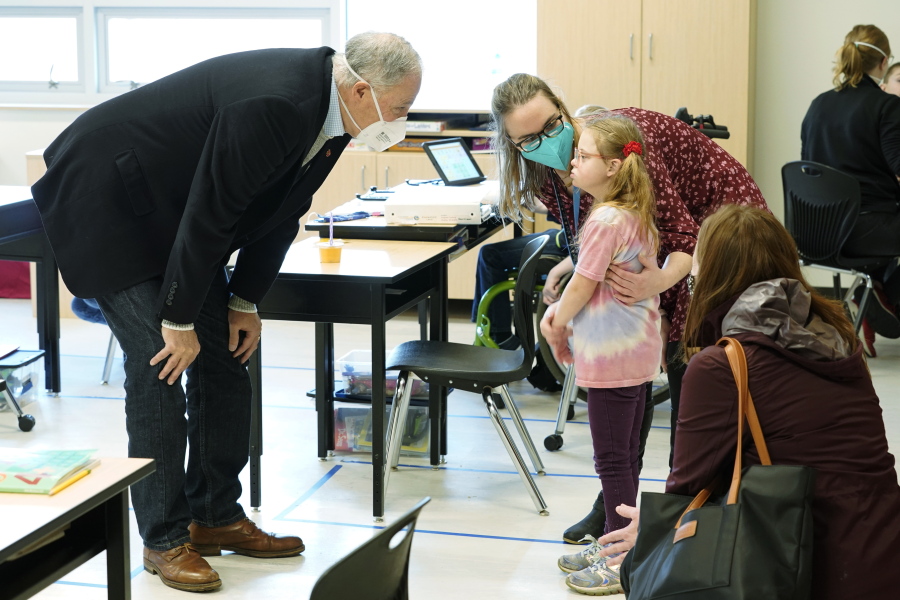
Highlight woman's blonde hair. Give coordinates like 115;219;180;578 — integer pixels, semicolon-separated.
490;73;577;223
577;115;658;253
682;205;859;360
833;24;891;90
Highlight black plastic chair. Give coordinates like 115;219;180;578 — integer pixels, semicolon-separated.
309;497;430;600
383;236;550;515
782;161;894;333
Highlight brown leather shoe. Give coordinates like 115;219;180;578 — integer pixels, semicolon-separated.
189;518;305;558
142;544;222;592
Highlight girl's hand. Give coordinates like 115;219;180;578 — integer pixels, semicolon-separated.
542;258;574;305
540;304;573;364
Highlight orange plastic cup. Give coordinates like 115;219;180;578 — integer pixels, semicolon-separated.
317;241;343;263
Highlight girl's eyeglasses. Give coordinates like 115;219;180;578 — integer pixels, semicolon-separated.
512;114;565;152
573;149;609;163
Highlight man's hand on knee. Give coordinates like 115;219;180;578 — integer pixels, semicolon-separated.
151;329;201;385
228;309;262;364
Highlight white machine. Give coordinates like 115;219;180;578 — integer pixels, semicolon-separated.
383;180;498;225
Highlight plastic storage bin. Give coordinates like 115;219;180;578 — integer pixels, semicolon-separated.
0;350;43;411
338;349;429;399
333;404;430;456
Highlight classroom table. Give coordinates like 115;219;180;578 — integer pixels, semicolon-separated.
248;236;458;521
0;186;61;394
0;457;155;600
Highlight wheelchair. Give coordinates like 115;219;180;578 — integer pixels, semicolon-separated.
472;250;670;451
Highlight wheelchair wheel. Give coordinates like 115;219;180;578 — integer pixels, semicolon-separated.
534;273;588;402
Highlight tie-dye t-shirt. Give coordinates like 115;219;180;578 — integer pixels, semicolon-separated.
572;205;662;388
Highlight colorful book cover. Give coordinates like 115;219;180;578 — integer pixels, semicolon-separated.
0;449;99;495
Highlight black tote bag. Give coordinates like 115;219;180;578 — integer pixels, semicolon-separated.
622;338;816;599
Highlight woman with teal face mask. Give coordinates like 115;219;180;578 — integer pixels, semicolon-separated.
474;72;769;557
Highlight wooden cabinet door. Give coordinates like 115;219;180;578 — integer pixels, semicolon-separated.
310;152;377;218
375;153;436;188
640;0;755;166
537;0;642;111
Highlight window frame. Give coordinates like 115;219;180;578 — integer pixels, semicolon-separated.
0;6;86;93
95;6;333;93
0;1;339;106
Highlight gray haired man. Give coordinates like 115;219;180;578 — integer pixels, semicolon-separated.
31;32;421;592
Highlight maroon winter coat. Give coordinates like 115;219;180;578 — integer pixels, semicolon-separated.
668;279;900;600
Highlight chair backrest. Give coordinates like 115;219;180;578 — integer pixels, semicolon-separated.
309;497;430;600
511;235;550;371
781;161;861;267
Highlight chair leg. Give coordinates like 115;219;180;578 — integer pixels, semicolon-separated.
552;364;579;437
855;275;875;334
497;385;545;475
2;384;23;418
383;370;414;494
101;332;117;385
481;388;549;516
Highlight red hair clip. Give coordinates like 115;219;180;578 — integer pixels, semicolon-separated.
623;141;643;157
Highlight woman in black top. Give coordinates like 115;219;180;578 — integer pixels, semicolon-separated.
801;24;900;351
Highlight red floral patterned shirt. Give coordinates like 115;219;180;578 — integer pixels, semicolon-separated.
539;107;769;342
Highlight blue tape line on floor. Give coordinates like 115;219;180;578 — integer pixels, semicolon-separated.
272;516;566;545
53;581;108;588
275;465;343;520
337;459;666;482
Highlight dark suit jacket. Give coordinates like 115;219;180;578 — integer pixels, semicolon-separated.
31;47;350;323
801;75;900;213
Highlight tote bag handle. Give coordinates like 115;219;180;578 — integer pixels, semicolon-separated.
674;337;772;528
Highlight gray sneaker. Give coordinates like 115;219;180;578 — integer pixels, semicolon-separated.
557;535;615;573
565;562;623;596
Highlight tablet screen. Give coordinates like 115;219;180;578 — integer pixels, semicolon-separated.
422;138;486;186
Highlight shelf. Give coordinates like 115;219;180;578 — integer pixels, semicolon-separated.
406;129;494;138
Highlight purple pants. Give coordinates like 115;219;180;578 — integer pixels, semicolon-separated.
587;383;646;534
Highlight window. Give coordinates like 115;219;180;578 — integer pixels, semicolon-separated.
345;0;536;111
0;8;83;92
97;8;330;92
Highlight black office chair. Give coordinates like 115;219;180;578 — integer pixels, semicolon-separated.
309;497;430;600
782;161;894;333
383;236;550;515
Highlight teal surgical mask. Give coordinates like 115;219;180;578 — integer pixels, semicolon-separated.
520;122;575;170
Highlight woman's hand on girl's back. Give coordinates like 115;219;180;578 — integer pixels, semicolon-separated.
607;253;663;303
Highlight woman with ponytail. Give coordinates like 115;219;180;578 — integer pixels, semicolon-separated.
539;115;662;596
802;24;900;354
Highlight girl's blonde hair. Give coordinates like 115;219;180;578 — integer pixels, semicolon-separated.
833;24;891;90
578;115;658;253
682;205;859;360
490;73;578;223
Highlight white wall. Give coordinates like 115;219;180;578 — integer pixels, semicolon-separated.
753;0;900;221
5;0;900;195
0;108;85;184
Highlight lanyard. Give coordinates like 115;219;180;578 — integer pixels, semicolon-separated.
550;175;579;265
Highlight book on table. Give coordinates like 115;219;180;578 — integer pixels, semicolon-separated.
0;449;100;495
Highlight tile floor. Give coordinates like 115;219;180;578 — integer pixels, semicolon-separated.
1;297;898;599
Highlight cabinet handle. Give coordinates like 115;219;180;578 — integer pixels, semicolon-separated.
630;34;634;60
384;166;390;188
648;33;653;60
361;165;366;190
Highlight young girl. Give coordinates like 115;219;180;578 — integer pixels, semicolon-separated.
540;115;662;596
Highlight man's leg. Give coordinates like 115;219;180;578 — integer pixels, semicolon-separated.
97;279;223;592
183;267;251;527
184;267;304;559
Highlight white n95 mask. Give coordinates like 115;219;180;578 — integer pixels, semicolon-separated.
337;60;407;152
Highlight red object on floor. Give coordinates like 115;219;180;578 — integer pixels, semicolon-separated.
0;260;31;298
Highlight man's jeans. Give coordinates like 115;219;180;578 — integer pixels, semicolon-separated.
96;268;250;551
